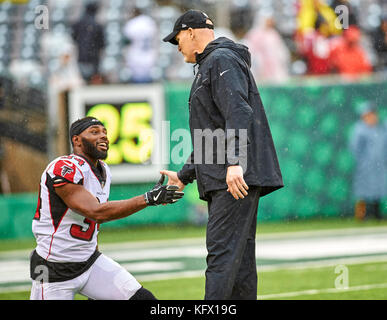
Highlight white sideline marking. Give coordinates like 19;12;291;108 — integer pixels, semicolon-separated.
258;282;387;300
120;261;184;272
258;254;387;272
3;226;387;294
138;270;204;282
257;226;387;240
2;225;387;258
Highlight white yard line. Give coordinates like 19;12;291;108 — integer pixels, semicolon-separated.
258;282;387;300
257;226;387;240
2;255;387;294
2;225;387;258
259;254;387;272
2;226;387;294
138;270;204;282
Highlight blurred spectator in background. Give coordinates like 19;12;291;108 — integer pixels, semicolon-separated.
50;43;84;92
297;14;333;75
297;0;342;38
330;26;372;78
349;102;387;221
72;2;105;84
372;14;387;72
230;1;254;39
244;13;290;83
123;8;158;83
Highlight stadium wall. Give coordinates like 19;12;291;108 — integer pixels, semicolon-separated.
0;79;386;239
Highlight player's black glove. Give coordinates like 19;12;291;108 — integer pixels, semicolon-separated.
144;174;184;206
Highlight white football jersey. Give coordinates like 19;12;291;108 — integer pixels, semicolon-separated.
32;154;111;262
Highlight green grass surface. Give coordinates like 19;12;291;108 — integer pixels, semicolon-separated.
2;217;387;300
2;260;387;300
149;260;387;300
258;260;387;300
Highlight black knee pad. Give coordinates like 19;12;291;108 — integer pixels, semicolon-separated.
129;287;157;300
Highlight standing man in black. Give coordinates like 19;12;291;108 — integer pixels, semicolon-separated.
161;10;283;300
72;2;105;84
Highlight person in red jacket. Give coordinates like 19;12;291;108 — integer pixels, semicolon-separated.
330;26;372;78
296;15;333;75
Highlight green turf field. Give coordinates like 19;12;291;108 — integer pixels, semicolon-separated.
1;217;387;300
2;260;387;300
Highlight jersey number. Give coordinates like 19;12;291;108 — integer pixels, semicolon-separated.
70;218;97;241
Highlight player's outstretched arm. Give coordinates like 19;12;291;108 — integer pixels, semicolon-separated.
55;175;184;224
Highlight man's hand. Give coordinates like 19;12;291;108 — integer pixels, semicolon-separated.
159;170;185;191
144;174;184;206
226;165;249;200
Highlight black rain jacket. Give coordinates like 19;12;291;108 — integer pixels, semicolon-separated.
72;13;105;64
177;37;283;201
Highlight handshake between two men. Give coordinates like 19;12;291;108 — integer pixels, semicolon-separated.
144;174;184;206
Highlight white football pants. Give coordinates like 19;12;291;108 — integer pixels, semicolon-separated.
30;254;141;300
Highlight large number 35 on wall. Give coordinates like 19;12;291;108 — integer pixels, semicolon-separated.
86;102;154;165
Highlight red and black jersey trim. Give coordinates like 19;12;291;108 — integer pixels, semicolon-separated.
52;176;71;188
46;173;69;230
52;175;84;188
33;185;42;221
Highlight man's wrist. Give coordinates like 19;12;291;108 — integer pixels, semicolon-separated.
143;192;152;206
177;170;190;185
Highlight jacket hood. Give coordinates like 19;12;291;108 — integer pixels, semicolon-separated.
196;37;251;67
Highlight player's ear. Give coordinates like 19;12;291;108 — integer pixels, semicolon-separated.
188;27;194;40
72;135;81;147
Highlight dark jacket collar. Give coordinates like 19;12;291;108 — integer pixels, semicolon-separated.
195;37;251;67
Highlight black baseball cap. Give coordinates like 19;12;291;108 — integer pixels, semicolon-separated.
163;9;214;45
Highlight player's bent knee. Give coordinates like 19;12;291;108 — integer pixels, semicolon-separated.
129;287;157;300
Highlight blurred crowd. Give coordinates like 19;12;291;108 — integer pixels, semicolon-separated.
1;0;387;89
0;0;386;215
293;0;385;79
232;0;386;83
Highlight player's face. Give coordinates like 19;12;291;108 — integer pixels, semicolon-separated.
80;125;109;160
175;30;197;64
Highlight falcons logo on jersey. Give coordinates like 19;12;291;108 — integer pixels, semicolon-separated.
53;160;78;184
61;165;74;177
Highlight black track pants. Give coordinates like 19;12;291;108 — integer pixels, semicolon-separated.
204;187;260;300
